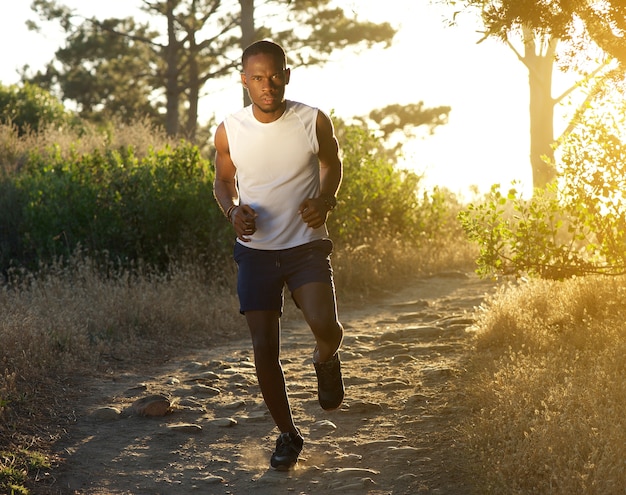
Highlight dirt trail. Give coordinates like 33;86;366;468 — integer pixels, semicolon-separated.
49;271;495;495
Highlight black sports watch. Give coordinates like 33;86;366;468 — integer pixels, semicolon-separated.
319;194;337;210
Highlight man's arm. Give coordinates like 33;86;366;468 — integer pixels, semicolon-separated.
299;110;343;229
317;110;342;201
213;122;257;241
213;122;239;218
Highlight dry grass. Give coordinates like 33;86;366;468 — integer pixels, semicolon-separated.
0;238;474;414
0;116;480;492
0;255;243;446
333;235;478;302
0;237;475;389
0;119;173;176
0;217;476;494
459;275;626;494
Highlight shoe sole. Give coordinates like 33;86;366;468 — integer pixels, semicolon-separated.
271;461;297;471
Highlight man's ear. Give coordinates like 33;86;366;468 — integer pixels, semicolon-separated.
284;68;291;85
240;73;247;88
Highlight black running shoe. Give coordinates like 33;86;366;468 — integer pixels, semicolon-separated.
314;352;345;411
270;431;304;470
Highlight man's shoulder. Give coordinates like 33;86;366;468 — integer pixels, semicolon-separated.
287;100;317;112
286;101;320;125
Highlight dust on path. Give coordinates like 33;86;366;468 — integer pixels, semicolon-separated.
48;271;496;495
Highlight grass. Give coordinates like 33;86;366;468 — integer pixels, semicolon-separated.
5;116;626;492
0;253;243;494
0;117;477;493
0;235;475;494
12;118;625;493
0;450;50;495
458;275;626;494
0;118;174;177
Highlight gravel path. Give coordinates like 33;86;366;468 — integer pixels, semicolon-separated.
49;271;495;495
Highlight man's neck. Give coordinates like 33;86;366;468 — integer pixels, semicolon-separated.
252;100;287;123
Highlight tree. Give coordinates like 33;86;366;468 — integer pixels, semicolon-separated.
354;102;452;156
369;102;451;138
27;0;396;141
473;1;626;67
577;2;626;67
455;2;626;278
0;82;68;135
28;15;164;126
29;0;240;137
441;0;626;189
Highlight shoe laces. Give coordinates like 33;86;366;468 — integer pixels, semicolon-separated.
275;432;302;455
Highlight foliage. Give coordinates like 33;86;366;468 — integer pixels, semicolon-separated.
446;0;626;68
331;118;463;248
0;111;464;274
459;93;626;279
0;449;50;495
0;82;68;135
28;0;396;139
459;184;587;279
368;102;451;139
0;139;231;272
29;16;164;127
256;0;396;66
557;101;626;265
353;101;452;156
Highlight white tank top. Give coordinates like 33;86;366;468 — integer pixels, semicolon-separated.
224;100;328;250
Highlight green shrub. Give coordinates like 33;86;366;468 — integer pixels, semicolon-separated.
6;140;230;271
459;93;626;279
331;120;462;248
0;83;68;135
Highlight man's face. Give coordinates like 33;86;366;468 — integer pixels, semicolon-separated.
241;53;290;118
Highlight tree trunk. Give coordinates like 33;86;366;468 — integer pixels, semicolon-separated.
165;0;180;137
185;43;200;141
185;2;199;142
523;27;557;189
240;0;255;107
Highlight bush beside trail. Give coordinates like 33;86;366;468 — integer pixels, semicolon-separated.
1;134;230;273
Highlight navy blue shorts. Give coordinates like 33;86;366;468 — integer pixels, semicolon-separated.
233;239;335;314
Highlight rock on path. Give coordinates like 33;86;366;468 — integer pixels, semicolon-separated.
51;271;495;495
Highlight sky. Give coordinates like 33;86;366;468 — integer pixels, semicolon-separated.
0;0;556;197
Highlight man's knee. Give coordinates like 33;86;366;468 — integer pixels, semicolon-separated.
246;311;281;360
311;319;343;344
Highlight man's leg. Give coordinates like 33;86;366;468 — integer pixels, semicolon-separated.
246;310;303;469
292;282;343;361
293;282;345;410
245;309;299;435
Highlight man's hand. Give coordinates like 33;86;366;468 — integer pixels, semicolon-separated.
299;197;331;229
231;204;258;242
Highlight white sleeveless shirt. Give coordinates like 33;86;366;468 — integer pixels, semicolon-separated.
224;100;328;250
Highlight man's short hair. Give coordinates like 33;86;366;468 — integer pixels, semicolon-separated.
242;40;287;71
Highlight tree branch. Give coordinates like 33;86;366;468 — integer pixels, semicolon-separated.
553;59;611;105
